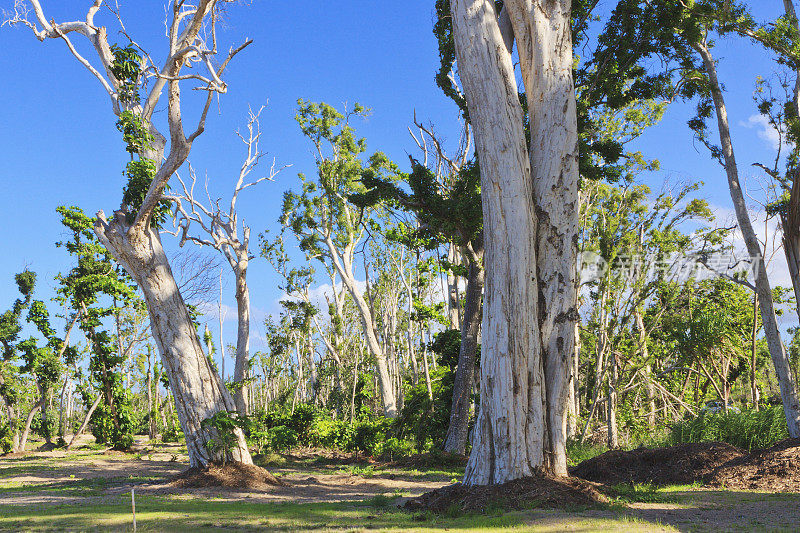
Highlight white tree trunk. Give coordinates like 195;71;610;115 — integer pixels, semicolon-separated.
452;0;547;486
329;242;397;417
507;0;578;476
695;40;800;437
95;214;252;466
453;0;577;484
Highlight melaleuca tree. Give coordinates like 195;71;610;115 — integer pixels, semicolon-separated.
651;277;773;414
662;0;800;437
12;271;77;451
5;0;253;467
275;100;401;417
0;271;35;452
56;206;137;450
431;0;695;481
579;179;725;446
353;135;484;454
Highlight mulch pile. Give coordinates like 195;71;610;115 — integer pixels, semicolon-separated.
404;472;606;513
571;442;746;486
169;461;286;489
572;439;800;492
705;438;800;492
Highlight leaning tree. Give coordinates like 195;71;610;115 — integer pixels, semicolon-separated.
4;0;253;466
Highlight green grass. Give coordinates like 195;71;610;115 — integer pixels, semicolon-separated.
0;494;675;532
0;475;160;495
566;439;608;466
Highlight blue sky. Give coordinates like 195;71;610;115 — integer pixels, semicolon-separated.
0;1;795;356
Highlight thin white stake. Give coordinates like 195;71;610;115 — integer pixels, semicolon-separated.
131;488;137;532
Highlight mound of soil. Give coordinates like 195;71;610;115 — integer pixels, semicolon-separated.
571;442;745;486
706;438;800;492
404;473;606;513
169;462;286;490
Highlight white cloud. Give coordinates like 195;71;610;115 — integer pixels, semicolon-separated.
742;114;785;151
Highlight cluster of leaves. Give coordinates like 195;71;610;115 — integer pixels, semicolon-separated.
0;271;36;413
110;44;169;225
668;405;789;451
201;410;249;464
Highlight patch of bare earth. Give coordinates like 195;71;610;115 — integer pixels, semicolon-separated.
404;473;607;513
571;442;746;486
0;444;447;506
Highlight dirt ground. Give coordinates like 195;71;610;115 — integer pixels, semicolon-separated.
2;437;800;531
0;437;451;507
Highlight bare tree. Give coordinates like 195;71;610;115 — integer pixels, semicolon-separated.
4;0;254;466
167;107;286;415
171;248;224;307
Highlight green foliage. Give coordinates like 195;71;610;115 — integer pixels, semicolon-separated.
262;425;299;452
108;44;169;226
56;206;138;450
0;421;15;454
201;411;248;464
667;406;789;451
395;329;465;453
30;409;57;442
566;439;609;467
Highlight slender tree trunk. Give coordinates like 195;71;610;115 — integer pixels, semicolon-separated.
66;394;102;451
18;398;44;453
634;309;656;427
750;292;760;410
233;265;250;415
444;248;484;454
94;216;252;466
330;244;397;417
147;348;157;439
607;354;619;448
568;321;581;437
58;377;69;439
694;41;800;437
447;244;463;331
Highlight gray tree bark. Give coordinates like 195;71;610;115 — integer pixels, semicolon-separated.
95;216;252;466
443;245;484;455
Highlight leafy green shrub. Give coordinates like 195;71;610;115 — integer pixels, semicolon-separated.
264;425;299;452
309;417;354;450
349;418;393;455
31;410;57;441
393;328;477;453
201;411;248;464
90;402;134;450
161;417;184;443
0;421;15;454
668;406;788;451
375;436;415;459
